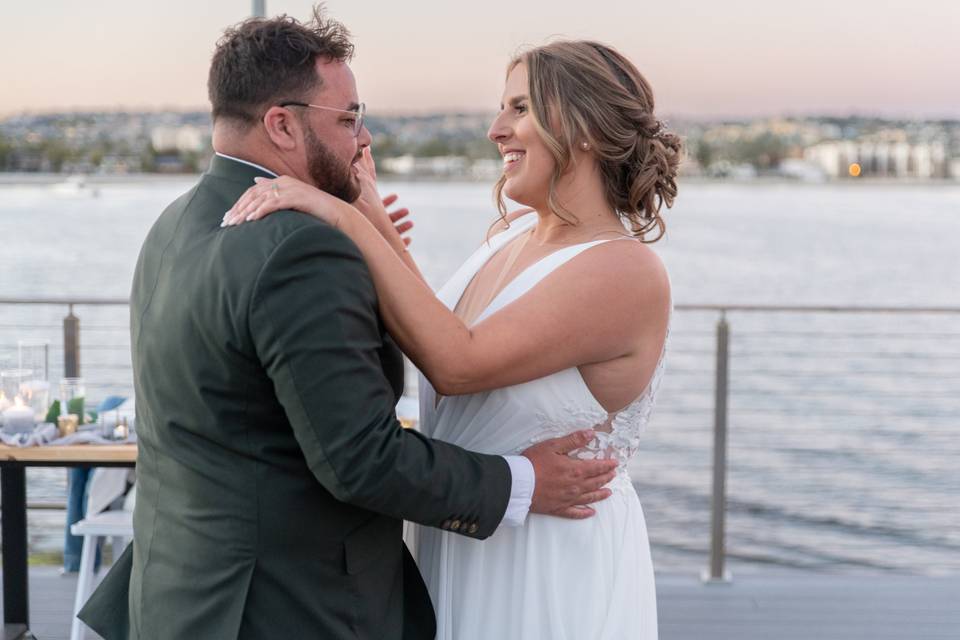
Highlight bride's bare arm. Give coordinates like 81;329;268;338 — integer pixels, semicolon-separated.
342;209;669;395
344;151;427;283
225;177;670;397
360;191;427;283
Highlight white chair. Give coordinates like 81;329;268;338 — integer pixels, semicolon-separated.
69;510;134;640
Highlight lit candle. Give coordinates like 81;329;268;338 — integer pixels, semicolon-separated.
20;380;50;421
2;397;35;435
113;417;129;440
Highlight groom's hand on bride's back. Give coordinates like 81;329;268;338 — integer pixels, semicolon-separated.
522;430;619;520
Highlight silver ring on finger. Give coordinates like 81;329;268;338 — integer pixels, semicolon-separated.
272;183;280;198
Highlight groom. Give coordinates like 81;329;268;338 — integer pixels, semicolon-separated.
79;8;618;640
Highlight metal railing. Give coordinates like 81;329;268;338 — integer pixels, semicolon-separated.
0;297;132;397
3;298;959;577
672;303;960;581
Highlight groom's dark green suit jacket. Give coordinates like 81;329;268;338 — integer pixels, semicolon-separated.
79;155;512;639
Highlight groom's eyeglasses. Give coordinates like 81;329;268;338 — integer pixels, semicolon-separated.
279;101;366;137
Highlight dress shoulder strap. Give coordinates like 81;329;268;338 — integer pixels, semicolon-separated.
474;236;635;324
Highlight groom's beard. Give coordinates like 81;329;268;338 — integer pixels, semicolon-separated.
304;126;360;202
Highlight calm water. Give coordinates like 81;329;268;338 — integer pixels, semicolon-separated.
1;176;959;575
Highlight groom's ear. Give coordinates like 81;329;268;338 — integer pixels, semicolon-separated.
261;106;301;152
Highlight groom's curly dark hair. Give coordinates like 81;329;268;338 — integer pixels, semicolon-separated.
208;4;354;129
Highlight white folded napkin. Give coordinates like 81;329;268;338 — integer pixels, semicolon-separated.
0;422;137;447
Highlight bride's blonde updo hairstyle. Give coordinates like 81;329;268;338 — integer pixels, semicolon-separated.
495;40;682;242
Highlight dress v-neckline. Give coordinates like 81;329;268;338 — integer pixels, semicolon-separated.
455;216;631;328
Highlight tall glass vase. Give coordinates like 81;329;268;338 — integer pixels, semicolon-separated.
18;340;50;421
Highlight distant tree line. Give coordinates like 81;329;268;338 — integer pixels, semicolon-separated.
0;131;501;174
369;134;500;161
695;132;790;173
0;126;810;176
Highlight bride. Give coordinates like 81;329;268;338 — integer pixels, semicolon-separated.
226;40;680;640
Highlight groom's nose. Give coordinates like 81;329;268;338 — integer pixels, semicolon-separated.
357;124;372;150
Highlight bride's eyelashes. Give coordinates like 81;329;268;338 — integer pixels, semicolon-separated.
496;101;527;116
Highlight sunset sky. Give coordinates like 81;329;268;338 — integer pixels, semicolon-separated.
3;0;958;118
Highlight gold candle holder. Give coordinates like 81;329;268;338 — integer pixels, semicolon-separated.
57;413;79;437
113;417;129;440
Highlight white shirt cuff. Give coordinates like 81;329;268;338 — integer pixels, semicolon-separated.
500;455;535;527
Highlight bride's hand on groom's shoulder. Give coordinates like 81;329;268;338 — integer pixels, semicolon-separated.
221;175;349;229
522;430;619;520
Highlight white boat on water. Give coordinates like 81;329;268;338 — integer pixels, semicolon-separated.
49;174;100;197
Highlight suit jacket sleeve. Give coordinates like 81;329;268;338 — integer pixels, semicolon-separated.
249;222;511;539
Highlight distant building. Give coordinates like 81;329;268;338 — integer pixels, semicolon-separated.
470;158;501;180
152;153;190;173
706;161;757;180
380;154;469;177
805;140;949;179
150;125;209;153
97;154;143;174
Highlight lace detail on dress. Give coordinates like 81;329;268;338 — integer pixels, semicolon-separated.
520;340;668;470
524;405;608;452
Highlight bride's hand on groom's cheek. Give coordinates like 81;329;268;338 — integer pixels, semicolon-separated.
353;152;415;246
522;430;619;520
221;176;346;228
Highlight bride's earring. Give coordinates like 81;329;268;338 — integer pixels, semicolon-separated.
580;141;590;151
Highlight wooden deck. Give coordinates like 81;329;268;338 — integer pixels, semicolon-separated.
3;568;958;639
656;571;960;639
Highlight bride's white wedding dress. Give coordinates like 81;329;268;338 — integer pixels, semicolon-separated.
415;213;665;640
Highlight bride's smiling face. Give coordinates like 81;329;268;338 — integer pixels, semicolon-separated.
487;63;555;209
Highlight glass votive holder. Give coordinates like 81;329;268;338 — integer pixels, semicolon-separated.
18;341;50;420
59;377;86;422
58;413;80;436
1;369;32;404
20;380;50;421
100;411;118;439
113;417;129;440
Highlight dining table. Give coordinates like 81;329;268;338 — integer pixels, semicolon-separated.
0;443;137;640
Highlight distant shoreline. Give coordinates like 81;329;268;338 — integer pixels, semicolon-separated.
1;172;958;188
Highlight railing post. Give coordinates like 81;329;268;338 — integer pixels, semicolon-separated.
703;311;732;583
63;304;80;378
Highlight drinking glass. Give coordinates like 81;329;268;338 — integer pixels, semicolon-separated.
59;377;86;424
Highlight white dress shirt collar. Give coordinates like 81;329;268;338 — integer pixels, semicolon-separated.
214;152;279;178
